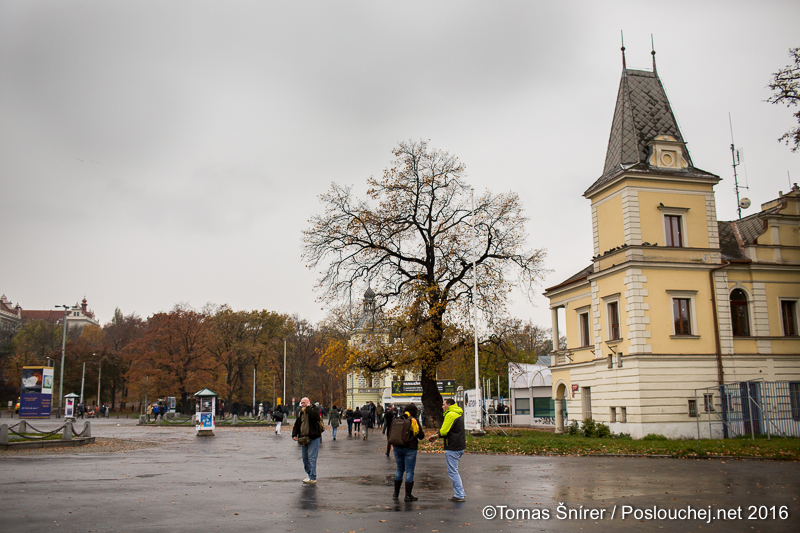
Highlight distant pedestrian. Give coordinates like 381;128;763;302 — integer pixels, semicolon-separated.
353;407;362;436
273;405;284;435
146;404;153;422
292;397;323;484
328;405;341;440
383;404;396;455
428;398;466;502
390;403;425;501
345;407;354;437
376;402;384;427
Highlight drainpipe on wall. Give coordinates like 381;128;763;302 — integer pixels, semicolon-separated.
709;260;731;438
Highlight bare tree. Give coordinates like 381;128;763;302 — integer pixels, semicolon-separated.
304;140;548;423
768;47;800;152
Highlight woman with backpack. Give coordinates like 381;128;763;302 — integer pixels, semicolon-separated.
389;403;425;501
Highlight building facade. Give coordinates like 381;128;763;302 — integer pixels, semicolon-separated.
0;295;100;333
544;50;800;439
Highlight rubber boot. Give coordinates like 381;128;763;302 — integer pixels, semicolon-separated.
404;481;418;501
392;479;402;499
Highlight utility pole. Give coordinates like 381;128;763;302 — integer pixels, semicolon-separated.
80;361;86;404
56;305;69;418
283;340;287;408
471;189;484;434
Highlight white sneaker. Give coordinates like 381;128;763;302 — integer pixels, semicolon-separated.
302;478;317;484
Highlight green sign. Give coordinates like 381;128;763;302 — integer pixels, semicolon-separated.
391;380;456;396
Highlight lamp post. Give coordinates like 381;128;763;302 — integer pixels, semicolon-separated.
55;305;69;418
471;189;484;435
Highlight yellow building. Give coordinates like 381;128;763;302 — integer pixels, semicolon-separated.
345;288;420;409
544;50;800;439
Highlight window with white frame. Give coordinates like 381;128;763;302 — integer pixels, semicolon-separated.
581;387;592;420
780;299;798;337
659;206;689;247
688;399;698;417
668;290;698;337
578;308;591;347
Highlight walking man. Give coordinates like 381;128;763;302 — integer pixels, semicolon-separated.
292;397;323;484
428;398;466;502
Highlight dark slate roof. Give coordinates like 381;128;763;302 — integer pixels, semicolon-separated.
545;264;593;292
585;68;717;197
717;202;785;261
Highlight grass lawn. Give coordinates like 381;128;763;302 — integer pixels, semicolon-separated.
418;428;800;460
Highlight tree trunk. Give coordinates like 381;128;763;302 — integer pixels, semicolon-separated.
420;368;443;428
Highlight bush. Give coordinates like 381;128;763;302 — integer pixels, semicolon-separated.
566;420;580;435
595;421;611;438
581;418;597;437
642;433;668;441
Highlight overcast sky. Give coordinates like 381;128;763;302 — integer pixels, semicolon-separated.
1;1;798;332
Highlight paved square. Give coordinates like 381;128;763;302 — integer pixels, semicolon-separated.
1;418;798;532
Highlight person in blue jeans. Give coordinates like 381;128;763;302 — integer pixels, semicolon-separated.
292;397;323;484
429;398;466;502
391;403;425;501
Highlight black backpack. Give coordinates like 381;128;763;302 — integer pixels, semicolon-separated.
387;417;414;447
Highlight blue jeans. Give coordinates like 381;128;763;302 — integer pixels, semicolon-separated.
347;419;353;434
445;450;465;498
301;437;321;480
393;446;418;483
332;427;338;439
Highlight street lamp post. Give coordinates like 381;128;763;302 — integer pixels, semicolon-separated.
55;305;69;418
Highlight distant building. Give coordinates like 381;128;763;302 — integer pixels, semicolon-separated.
344;288;454;409
508;361;557;428
543;48;800;439
0;295;100;333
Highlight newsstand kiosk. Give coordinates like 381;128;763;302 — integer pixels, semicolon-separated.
194;388;218;437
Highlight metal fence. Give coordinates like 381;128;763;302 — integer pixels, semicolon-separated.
695;380;800;439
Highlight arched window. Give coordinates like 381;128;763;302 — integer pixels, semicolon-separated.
730;289;750;337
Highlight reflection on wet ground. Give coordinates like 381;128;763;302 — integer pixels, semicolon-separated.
1;418;798;532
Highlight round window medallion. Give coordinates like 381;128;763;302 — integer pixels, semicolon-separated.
660;151;674;167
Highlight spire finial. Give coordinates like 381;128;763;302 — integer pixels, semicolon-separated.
651;34;657;75
621;30;627;69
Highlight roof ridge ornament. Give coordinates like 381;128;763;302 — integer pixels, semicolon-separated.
620;30;626;70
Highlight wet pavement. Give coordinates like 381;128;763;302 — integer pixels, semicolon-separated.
1;417;798;532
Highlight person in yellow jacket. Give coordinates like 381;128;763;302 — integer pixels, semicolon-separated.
429;398;466;502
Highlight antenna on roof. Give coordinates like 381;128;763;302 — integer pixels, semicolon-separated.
651;34;657;75
620;30;626;69
729;113;749;219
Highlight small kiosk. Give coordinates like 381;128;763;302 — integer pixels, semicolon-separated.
64;392;79;419
194;388;218;436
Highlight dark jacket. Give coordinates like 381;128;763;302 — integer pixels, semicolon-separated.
393;413;425;450
383;408;395;428
438;404;466;451
353;408;363;421
345;408;354;421
292;406;323;440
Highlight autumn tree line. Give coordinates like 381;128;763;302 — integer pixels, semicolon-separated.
0;302;556;415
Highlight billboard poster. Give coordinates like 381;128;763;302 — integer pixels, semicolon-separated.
19;366;54;419
391;379;456;397
462;388;482;431
199;412;214;429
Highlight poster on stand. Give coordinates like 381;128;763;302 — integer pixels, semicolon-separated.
462;388;482;431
